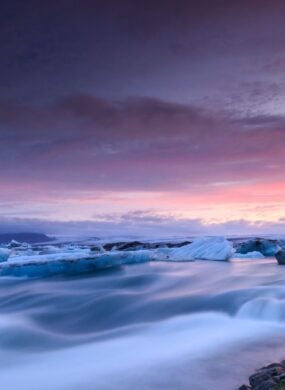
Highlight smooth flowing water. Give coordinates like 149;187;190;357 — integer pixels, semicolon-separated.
1;258;285;389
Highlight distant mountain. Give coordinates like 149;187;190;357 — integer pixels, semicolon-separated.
0;233;54;244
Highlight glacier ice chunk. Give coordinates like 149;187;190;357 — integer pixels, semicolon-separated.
154;237;233;261
0;248;10;262
235;239;280;257
233;251;265;259
0;249;153;277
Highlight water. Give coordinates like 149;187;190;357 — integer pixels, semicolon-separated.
1;258;285;389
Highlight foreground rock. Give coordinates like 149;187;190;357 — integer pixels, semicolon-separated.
275;250;285;265
240;361;285;389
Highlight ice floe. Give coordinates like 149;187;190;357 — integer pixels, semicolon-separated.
233;251;265;259
0;235;282;277
0;248;10;262
153;237;233;261
0;249;153;277
235;238;280;257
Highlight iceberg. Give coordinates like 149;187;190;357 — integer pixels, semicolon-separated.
235;238;280;257
0;249;153;277
38;246;64;255
154;237;233;261
7;239;22;249
0;248;10;262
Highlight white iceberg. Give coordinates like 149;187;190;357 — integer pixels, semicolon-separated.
155;237;233;262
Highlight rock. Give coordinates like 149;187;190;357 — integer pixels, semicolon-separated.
255;379;278;390
103;240;192;252
241;362;285;389
118;241;145;250
273;381;285;389
250;372;273;387
250;366;285;386
102;241;144;251
275;250;285;265
262;364;285;370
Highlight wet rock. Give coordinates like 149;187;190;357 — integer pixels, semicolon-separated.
249;372;274;387
255;379;278;390
262;364;285;370
241;362;285;389
273;381;285;389
275;250;285;265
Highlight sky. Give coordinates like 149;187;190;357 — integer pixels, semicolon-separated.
1;0;285;237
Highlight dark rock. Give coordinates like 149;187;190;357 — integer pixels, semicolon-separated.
262;367;285;377
262;364;285;370
250;372;273;387
255;379;278;390
275;250;285;265
250;366;285;387
167;241;192;248
118;241;145;250
273;381;285;389
103;240;192;252
242;362;285;390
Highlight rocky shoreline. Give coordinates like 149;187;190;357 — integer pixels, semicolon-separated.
239;361;285;389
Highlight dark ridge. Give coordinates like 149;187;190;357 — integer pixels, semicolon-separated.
102;240;191;251
239;361;285;389
0;233;54;244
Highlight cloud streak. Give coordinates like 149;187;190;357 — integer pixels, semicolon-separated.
1;212;285;238
0;95;285;192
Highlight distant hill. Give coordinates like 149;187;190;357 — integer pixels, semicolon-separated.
0;233;54;244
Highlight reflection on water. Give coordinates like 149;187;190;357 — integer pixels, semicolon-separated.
1;259;285;389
